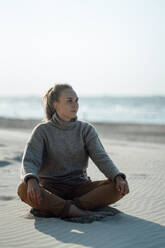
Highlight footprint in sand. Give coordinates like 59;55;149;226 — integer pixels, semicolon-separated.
130;173;148;179
0;161;11;167
0;196;15;201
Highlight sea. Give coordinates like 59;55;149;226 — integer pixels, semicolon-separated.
0;95;165;125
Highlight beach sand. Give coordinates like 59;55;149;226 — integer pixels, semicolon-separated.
0;117;165;248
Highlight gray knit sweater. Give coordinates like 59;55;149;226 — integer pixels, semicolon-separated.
21;112;126;185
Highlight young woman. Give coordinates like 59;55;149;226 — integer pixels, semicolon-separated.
17;84;129;219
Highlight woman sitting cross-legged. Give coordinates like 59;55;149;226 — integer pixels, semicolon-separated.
17;83;129;219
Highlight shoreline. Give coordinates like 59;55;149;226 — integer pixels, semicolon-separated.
0;117;165;144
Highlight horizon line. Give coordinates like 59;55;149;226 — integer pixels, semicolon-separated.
0;93;165;98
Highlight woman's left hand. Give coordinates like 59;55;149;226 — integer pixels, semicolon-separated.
115;175;129;196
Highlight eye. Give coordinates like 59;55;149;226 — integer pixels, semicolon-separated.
66;98;79;103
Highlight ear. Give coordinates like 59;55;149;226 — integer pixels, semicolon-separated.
52;102;57;110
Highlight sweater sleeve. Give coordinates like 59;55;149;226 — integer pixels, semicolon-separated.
20;125;45;184
85;124;126;182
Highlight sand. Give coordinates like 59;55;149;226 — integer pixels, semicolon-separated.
0;118;165;248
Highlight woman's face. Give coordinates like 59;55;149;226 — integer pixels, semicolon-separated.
53;88;79;121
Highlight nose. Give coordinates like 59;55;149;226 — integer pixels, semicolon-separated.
73;102;78;109
73;101;78;106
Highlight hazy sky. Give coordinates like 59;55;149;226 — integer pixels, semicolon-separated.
0;0;164;96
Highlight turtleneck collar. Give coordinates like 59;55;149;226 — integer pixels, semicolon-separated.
50;112;78;130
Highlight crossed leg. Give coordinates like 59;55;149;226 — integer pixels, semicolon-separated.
17;179;124;218
71;178;124;215
17;182;68;218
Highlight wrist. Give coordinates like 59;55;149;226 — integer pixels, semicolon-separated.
27;177;38;185
114;174;126;183
116;175;123;179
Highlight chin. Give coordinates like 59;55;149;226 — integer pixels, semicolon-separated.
71;112;77;118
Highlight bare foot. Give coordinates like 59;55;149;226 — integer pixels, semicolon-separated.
68;204;92;217
68;204;115;218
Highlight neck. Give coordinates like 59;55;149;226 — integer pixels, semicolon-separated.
51;112;77;130
56;112;72;122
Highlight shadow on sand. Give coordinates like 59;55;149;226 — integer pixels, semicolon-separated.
34;211;165;248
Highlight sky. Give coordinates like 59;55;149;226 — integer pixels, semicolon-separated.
0;0;165;97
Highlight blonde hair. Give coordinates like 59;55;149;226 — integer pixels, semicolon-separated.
42;83;73;121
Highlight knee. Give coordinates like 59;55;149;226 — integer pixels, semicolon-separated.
107;180;124;201
114;186;125;201
17;182;27;201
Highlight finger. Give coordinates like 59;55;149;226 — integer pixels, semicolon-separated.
115;178;120;192
124;184;130;195
35;188;43;206
28;191;34;205
36;190;41;205
120;184;125;195
31;190;38;205
125;183;129;194
27;191;31;204
33;190;40;206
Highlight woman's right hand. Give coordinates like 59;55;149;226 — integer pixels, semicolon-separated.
27;178;42;206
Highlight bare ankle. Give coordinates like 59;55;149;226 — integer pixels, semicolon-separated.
68;204;90;217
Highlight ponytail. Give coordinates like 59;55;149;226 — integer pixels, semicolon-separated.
42;83;73;121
